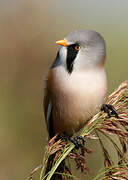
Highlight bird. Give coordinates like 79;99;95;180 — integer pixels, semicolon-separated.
43;29;108;140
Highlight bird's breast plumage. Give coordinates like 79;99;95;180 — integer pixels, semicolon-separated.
46;65;107;135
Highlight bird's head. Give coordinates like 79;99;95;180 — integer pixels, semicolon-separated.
55;30;106;74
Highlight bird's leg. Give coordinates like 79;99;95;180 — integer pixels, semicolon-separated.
69;136;86;149
62;133;86;149
101;104;119;118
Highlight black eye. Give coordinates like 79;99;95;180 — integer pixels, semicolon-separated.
75;45;80;51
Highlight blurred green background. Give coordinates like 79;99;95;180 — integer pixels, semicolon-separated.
0;0;128;180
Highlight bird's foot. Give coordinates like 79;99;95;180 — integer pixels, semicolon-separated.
69;136;86;149
101;104;119;118
60;133;86;149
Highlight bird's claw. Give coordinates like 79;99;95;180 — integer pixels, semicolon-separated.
101;104;119;118
69;136;86;149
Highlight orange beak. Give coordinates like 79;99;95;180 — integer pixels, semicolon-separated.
56;39;68;47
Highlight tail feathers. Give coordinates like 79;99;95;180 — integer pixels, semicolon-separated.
44;153;65;180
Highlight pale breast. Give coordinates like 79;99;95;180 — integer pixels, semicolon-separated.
49;66;107;135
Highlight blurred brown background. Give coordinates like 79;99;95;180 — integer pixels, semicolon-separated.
0;0;128;180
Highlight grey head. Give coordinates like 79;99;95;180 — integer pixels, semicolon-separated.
52;30;106;74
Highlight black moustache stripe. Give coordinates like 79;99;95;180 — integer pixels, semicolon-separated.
66;44;79;74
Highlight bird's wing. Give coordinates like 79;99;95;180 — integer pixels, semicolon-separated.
43;51;60;138
43;83;54;138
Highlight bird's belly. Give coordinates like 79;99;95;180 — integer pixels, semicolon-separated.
53;80;107;135
51;68;107;135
